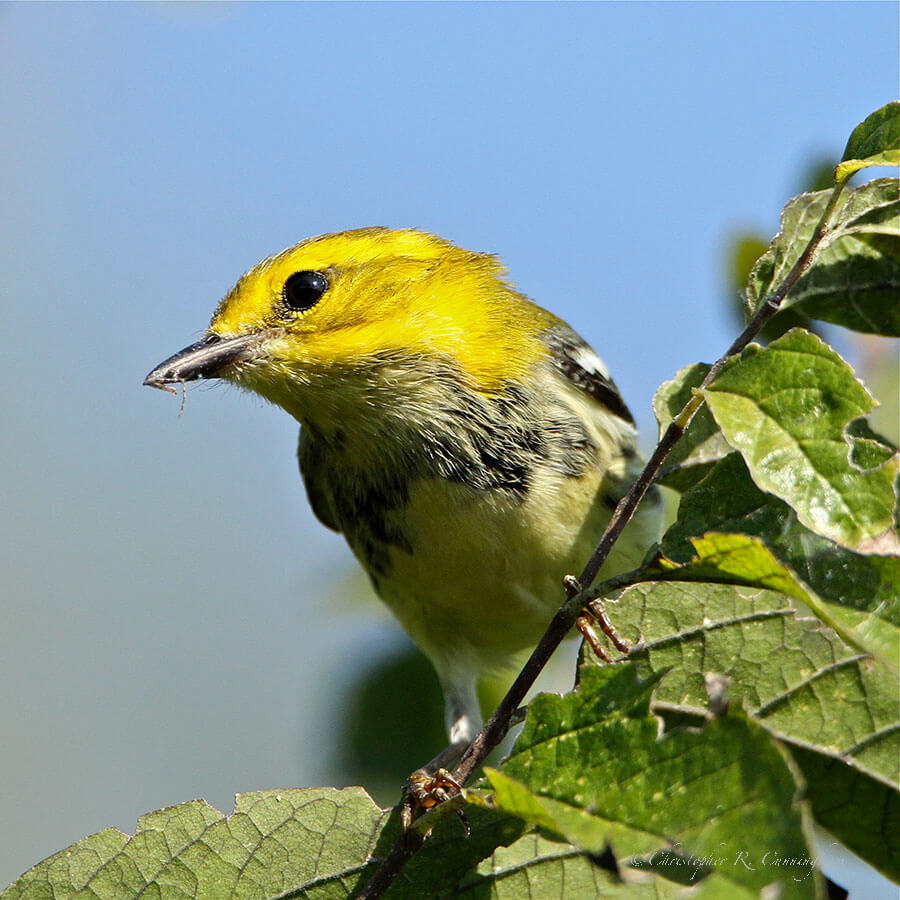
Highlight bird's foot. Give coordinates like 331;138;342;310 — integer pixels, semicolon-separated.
564;575;643;662
400;767;469;835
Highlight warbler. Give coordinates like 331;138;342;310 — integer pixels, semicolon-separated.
144;228;662;751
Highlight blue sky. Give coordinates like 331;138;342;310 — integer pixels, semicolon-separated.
1;2;896;893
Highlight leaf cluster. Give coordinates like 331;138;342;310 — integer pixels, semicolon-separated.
4;104;899;900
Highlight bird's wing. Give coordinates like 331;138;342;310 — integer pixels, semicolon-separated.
541;324;635;426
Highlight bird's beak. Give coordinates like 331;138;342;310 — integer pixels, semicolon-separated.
143;332;262;393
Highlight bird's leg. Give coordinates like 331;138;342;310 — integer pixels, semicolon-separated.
565;575;641;660
400;683;478;832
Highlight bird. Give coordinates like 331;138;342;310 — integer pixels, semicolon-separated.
144;227;662;758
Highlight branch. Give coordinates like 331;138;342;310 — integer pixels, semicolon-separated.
353;180;846;900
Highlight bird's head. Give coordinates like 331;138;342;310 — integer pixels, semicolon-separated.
144;228;553;424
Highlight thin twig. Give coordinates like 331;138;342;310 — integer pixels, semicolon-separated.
353;181;845;900
452;580;601;784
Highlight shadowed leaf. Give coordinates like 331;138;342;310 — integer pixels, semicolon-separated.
653;363;733;491
746;180;900;335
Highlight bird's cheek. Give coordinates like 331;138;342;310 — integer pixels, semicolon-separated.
234;340;312;396
257;335;312;376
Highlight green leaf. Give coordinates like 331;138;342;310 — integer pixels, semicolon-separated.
652;529;898;671
647;528;898;670
585;579;900;880
746;179;900;335
836;102;900;182
702;329;899;551
653;531;810;600
652;363;733;491
457;831;735;900
489;666;822;899
846;417;899;471
455;832;622;899
391;805;528;899
2;788;389;900
660;454;900;661
0;788;524;900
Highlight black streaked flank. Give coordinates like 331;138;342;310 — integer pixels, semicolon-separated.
298;427;413;575
294;355;629;584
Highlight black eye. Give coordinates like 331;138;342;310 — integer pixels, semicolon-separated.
282;270;328;311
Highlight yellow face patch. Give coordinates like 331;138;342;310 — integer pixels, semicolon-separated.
208;228;554;392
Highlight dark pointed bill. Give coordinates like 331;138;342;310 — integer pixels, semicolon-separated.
143;332;260;393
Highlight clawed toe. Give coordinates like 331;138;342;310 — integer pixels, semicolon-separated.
401;768;468;834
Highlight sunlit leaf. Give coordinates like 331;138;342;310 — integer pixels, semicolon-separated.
836;101;900;181
703;329;899;551
488;666;821;899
